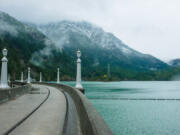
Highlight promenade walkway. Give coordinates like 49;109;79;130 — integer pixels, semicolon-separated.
0;84;67;135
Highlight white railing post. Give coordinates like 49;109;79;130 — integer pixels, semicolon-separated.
40;72;42;83
21;72;23;82
27;67;31;84
57;68;60;83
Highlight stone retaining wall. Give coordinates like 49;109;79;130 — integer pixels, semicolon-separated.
36;82;114;135
0;84;32;104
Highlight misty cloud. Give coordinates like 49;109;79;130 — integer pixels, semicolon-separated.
30;46;52;67
30;38;58;66
0;19;18;37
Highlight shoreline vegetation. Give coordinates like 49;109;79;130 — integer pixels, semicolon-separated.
26;66;180;82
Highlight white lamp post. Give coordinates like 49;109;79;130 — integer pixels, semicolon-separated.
75;50;84;93
0;48;10;89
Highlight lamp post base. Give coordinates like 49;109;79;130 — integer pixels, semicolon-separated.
76;88;85;94
0;84;10;89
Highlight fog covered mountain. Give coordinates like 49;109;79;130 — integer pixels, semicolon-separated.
37;21;168;71
0;11;171;80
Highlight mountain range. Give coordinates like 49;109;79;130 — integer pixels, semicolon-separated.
1;11;179;81
36;21;168;70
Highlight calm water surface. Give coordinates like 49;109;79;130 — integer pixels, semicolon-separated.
63;81;180;135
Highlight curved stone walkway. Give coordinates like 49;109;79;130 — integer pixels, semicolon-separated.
0;84;67;135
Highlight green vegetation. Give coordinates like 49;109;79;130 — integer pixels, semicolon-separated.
82;66;180;81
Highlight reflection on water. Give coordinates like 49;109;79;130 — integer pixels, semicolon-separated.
63;81;180;135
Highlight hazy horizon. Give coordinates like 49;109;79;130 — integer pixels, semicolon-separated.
0;0;180;61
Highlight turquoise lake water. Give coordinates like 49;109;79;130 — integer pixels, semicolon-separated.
63;81;180;135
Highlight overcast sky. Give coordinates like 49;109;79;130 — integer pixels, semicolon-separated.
0;0;180;61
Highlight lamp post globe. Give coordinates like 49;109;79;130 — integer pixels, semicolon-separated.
2;48;7;56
